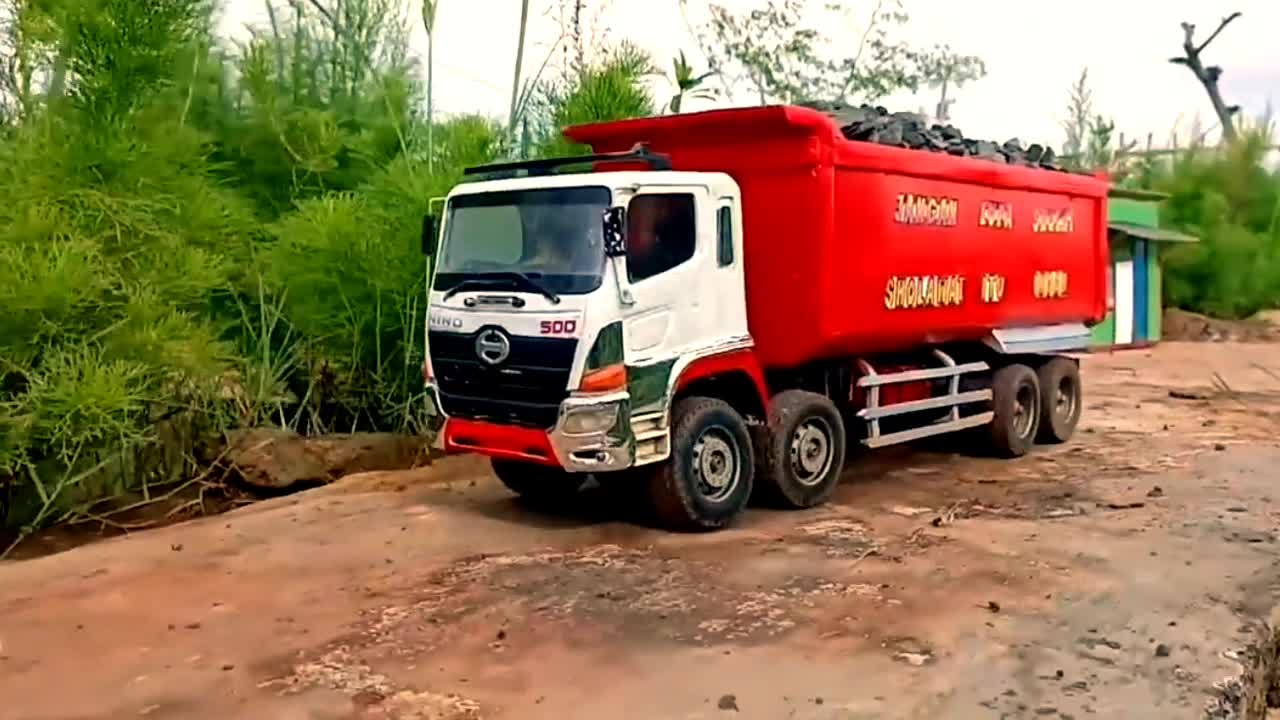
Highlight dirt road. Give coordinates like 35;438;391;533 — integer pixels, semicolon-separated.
3;342;1279;720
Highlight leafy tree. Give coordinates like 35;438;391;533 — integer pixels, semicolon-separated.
692;0;974;106
918;46;985;122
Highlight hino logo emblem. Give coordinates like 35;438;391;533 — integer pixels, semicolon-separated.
475;328;511;365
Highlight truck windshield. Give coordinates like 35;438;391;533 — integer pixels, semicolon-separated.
434;186;611;296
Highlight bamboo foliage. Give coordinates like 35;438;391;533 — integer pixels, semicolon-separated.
0;0;660;543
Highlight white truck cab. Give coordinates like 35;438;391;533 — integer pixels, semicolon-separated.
423;148;749;483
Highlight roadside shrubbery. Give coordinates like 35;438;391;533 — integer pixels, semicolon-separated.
0;0;258;538
1138;122;1280;319
0;0;657;543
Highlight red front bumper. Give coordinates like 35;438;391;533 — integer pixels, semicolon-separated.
442;418;561;467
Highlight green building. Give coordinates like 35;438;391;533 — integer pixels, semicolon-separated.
1091;188;1198;348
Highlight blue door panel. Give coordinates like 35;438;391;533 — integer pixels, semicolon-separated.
1133;240;1149;341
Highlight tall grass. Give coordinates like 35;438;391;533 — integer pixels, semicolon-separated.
0;0;658;540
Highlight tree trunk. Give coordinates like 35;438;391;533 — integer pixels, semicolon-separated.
47;52;67;101
1169;13;1242;143
934;73;950;122
508;0;530;133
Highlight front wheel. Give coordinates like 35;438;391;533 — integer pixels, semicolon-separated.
648;397;754;531
988;364;1042;458
491;460;586;503
757;390;847;509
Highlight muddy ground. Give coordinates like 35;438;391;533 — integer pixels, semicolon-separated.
2;342;1279;720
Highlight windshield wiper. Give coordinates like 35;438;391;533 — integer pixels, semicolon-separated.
441;272;561;304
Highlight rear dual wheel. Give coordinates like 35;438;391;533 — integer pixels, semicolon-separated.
988;364;1042;458
986;356;1085;457
1035;356;1083;444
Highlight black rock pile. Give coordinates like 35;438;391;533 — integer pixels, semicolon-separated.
800;101;1066;172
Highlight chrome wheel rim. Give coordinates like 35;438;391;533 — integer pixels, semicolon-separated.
692;426;739;502
1055;376;1077;420
790;417;836;487
1014;382;1037;438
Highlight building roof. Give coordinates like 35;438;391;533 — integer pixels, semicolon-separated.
1108;187;1171;201
1108;221;1199;243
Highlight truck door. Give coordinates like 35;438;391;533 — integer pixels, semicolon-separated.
620;187;715;403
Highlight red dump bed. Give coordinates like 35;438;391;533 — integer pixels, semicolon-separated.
564;106;1110;370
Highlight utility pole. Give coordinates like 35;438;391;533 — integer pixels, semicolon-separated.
509;0;530;133
422;0;439;173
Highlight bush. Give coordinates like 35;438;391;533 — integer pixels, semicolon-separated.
1141;122;1280;318
0;105;255;536
524;41;659;157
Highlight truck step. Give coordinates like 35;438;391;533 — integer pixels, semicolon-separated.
630;411;670;465
857;389;992;420
856;349;993;450
630;411;667;440
862;412;994;449
855;360;989;387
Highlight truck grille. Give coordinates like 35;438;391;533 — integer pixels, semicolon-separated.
429;329;577;429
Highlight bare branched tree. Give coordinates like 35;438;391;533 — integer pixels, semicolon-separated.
1169;11;1242;143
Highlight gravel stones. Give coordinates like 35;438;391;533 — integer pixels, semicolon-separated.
800;101;1067;172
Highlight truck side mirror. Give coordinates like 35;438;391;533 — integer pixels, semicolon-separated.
603;206;626;257
421;215;438;256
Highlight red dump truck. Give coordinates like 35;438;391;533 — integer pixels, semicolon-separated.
421;105;1110;530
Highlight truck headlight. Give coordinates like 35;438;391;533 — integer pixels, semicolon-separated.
561;405;618;435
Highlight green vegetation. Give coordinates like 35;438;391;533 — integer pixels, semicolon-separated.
1141;122;1280;319
1062;68;1280;319
0;0;658;546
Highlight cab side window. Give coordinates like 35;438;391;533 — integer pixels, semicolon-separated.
626;193;696;282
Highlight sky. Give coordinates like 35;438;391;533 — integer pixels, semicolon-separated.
219;0;1280;151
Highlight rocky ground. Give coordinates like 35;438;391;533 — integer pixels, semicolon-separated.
2;342;1279;720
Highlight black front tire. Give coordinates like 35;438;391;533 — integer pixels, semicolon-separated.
491;459;586;503
988;364;1042;458
757;390;847;509
648;397;754;531
1035;356;1083;444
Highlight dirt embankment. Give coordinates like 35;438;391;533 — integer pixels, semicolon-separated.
1163;309;1280;343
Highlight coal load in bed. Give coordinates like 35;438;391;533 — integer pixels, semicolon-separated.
801;101;1067;173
